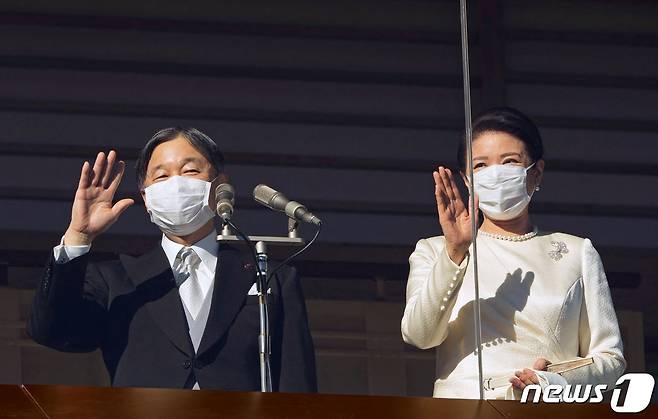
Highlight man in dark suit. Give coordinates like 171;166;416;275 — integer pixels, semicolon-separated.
28;127;317;392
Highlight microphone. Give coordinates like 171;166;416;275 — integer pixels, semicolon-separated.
253;184;322;226
215;183;235;222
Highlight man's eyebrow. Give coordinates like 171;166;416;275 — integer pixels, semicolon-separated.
148;157;205;174
180;157;204;165
149;163;166;174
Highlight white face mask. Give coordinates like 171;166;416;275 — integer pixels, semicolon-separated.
144;176;215;236
473;163;536;221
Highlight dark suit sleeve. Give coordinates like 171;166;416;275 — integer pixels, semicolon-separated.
275;266;318;393
27;252;108;352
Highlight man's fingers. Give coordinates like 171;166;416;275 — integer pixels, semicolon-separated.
112;198;135;219
91;152;106;187
102;150;117;188
108;160;126;193
78;161;91;189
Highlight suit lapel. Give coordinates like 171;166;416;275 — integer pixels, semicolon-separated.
120;245;194;357
197;244;255;356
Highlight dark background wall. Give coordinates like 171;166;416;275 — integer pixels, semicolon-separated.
0;0;657;399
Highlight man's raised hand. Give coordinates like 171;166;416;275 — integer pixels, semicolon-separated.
64;150;134;245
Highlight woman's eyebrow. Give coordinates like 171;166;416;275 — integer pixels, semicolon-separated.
180;157;204;166
499;152;522;158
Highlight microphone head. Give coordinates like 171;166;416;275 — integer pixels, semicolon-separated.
253;184;322;226
253;184;288;211
215;183;235;203
215;183;235;220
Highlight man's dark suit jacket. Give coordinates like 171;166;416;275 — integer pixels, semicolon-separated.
27;242;317;392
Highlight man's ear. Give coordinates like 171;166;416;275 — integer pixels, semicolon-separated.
139;189;148;214
210;173;228;190
217;173;229;184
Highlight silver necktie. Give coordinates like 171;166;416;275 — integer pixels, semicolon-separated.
173;247;203;319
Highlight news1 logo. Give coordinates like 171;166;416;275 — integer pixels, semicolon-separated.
520;373;655;413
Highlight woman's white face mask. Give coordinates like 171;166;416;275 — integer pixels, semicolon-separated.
143;175;215;236
473;163;536;221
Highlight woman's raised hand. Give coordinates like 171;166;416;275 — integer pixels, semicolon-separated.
64;150;135;245
433;166;478;265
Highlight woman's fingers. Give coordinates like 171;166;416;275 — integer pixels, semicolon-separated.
533;358;551;371
438;167;455;203
514;369;538;387
433;171;448;212
523;369;538;385
101;150;117;188
510;377;525;390
445;168;467;213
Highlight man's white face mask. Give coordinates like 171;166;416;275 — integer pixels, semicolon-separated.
473;163;536;221
144;175;215;236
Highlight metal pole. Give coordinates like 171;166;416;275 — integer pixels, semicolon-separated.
459;0;484;400
255;241;272;392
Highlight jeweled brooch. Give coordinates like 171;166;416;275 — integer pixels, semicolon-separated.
548;241;569;261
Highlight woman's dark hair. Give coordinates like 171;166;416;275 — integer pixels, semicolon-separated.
135;127;224;188
457;107;543;171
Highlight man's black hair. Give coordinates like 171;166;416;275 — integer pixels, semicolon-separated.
135;127;224;189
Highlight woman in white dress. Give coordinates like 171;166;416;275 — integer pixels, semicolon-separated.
401;107;626;399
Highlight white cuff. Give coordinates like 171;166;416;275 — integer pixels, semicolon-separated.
53;236;91;264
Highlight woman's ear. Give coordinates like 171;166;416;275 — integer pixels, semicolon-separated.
531;159;545;190
460;171;470;188
459;170;478;196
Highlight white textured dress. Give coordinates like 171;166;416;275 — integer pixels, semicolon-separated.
401;230;626;399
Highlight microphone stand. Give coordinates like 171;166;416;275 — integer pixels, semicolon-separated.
218;218;305;393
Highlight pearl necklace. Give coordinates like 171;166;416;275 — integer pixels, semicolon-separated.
478;227;539;242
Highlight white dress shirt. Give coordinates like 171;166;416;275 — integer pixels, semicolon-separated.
53;231;219;390
401;230;626;399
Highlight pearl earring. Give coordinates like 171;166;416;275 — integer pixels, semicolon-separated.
535;186;541;192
